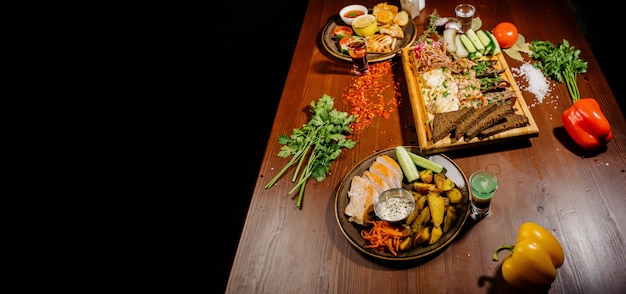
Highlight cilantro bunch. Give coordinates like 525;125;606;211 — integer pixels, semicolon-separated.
265;94;357;208
529;39;588;102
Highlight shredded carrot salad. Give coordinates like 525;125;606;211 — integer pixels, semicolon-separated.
361;220;406;256
342;60;401;136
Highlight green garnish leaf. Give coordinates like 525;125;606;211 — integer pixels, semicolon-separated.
529;39;588;102
265;94;357;208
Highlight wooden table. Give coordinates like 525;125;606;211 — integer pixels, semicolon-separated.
226;0;626;293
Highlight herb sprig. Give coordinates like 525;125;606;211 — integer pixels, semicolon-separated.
265;94;357;208
415;10;441;45
529;39;588;102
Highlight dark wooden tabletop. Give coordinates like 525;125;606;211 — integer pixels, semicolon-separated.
226;0;626;293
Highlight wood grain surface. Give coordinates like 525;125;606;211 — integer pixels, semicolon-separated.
226;0;626;293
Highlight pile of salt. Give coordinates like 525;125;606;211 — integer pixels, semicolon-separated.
511;63;552;106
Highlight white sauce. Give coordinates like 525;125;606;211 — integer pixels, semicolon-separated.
376;197;414;221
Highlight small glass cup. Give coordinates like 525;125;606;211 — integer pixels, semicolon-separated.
346;37;369;75
469;170;498;220
455;4;476;33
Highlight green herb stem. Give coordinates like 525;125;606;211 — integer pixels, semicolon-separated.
265;94;357;208
529;39;587;104
565;68;580;102
265;152;301;189
292;141;313;182
415;10;440;45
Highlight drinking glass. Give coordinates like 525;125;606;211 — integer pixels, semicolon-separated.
455;4;476;33
469;170;498;220
346;37;369;75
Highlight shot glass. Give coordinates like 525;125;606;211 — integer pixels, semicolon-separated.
346;37;369;75
469;170;498;220
455;4;476;33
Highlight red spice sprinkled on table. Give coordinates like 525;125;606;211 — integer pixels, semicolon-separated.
342;60;401;136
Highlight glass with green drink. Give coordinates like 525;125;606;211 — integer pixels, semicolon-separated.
469;170;498;220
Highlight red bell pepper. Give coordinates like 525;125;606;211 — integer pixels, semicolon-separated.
562;98;612;150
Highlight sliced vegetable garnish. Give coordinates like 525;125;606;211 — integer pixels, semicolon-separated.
408;152;444;174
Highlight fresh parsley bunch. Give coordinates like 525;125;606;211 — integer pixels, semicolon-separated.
530;39;588;102
265;94;357;208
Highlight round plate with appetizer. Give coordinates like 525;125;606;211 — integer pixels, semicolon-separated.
322;3;417;63
334;146;470;261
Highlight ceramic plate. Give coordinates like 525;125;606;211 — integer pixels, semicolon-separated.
334;146;470;261
321;12;417;62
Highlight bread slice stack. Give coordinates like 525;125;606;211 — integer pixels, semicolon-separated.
431;104;530;143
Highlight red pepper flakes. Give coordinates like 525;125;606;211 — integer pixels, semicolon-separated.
342;60;401;137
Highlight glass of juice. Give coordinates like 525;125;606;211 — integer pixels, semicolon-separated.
346;36;369;75
469;170;498;220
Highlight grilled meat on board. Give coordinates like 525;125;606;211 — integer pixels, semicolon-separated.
425;59;529;143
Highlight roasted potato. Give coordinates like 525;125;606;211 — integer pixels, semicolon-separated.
413;227;431;246
413;182;442;194
427;192;446;227
446;187;463;203
434;173;446;190
405;195;426;225
441;178;455;191
429;226;443;244
399;236;413;251
443;206;457;233
419;169;433;183
411;206;430;233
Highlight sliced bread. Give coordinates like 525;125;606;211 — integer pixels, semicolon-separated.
464;104;515;141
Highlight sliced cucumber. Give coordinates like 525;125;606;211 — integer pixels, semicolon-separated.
459;34;477;54
408;151;444;174
476;30;491;47
476;30;493;55
486;30;502;55
395;146;420;183
465;29;485;53
482;42;492;56
476;30;494;55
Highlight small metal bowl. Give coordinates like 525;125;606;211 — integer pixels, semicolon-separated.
374;188;415;222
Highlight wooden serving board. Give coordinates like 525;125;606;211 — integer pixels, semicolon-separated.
400;47;539;154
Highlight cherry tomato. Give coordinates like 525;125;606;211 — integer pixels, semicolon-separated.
492;22;519;49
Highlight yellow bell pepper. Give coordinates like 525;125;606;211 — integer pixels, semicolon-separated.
492;222;565;293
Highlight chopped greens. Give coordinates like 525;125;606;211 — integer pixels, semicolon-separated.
529;39;588;102
265;94;357;208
